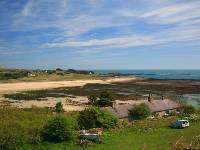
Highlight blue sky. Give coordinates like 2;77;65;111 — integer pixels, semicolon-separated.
0;0;200;69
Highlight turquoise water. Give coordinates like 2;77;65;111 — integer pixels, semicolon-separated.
95;70;200;80
181;94;200;109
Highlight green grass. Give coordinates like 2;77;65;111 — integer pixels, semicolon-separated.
0;73;107;83
0;107;78;150
21;117;200;150
83;122;200;150
1;106;200;150
0;68;109;83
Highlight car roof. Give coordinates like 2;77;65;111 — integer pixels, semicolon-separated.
177;120;188;122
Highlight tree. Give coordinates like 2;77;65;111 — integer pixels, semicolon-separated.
88;94;98;105
129;103;151;120
56;68;63;71
98;91;113;107
55;102;64;113
41;115;74;143
78;106;119;129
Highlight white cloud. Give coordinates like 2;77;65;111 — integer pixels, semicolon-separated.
44;23;200;50
142;1;200;24
20;0;35;17
44;35;156;48
3;0;200;55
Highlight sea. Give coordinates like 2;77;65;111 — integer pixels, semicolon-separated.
94;69;200;80
94;69;200;108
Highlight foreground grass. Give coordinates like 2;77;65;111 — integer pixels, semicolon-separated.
1;107;199;150
84;122;200;150
0;107;78;150
22;118;200;150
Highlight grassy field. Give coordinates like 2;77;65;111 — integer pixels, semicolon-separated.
0;68;108;83
21;118;200;150
1;107;199;150
0;73;107;83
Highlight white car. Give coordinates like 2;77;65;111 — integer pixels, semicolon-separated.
171;120;189;129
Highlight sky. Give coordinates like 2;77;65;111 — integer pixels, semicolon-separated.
0;0;200;70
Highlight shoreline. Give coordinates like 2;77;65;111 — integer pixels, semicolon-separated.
0;77;136;94
1;77;200;111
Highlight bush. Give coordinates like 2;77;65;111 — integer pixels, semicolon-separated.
99;91;113;100
88;94;98;105
41;115;74;143
169;111;177;116
55;102;64;113
0;70;28;80
98;98;113;107
183;105;196;115
98;91;113;107
129;103;151;120
78;106;119;129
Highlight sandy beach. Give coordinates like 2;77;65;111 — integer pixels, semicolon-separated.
0;77;136;111
0;77;135;94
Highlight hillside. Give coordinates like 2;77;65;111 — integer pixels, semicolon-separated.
0;68;105;83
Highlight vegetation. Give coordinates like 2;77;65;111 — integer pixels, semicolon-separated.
0;106;52;150
183;105;196;115
0;69;28;80
0;106;78;150
0;106;200;150
0;68;101;83
41;115;75;143
78;106;119;129
129;103;151;120
22;115;200;150
55;102;64;113
98;91;113;107
88;94;98;105
87;91;113;107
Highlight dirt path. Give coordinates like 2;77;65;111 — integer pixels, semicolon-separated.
0;77;135;94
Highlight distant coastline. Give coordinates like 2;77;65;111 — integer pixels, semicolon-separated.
94;69;200;80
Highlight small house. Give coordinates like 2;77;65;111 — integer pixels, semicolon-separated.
102;98;182;119
28;72;36;77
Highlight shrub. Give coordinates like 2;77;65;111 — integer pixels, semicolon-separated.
88;94;98;105
55;102;64;113
183;105;196;115
98;98;113;107
99;91;113;100
98;91;113;107
129;103;151;120
41;115;74;143
169;111;177;116
78;106;119;129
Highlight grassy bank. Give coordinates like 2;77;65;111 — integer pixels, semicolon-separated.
0;68;107;83
21;117;200;150
1;106;199;150
0;73;107;83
